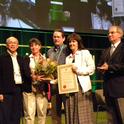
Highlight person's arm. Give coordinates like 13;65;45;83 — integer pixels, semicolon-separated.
21;56;32;92
97;49;108;73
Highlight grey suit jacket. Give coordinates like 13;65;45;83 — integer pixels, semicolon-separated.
47;44;69;65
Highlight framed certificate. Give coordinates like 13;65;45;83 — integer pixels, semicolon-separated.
57;64;79;94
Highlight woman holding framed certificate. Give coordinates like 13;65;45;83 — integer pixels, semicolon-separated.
65;33;95;124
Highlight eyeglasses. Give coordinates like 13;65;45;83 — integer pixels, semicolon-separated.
108;31;118;35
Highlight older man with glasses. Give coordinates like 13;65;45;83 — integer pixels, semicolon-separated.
97;25;124;124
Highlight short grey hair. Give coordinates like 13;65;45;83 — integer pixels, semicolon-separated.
6;36;19;44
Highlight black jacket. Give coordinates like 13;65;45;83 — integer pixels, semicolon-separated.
0;52;32;94
98;42;124;97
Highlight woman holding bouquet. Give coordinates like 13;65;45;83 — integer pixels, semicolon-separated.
23;38;48;124
65;33;95;124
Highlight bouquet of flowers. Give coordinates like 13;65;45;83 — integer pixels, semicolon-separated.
35;58;58;80
33;58;57;94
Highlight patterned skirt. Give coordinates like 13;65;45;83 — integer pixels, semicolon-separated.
65;88;93;124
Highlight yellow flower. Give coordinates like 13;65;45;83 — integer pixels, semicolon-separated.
35;58;57;79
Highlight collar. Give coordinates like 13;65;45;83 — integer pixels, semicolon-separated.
7;50;17;57
112;41;121;48
29;53;44;59
54;44;65;52
68;50;80;58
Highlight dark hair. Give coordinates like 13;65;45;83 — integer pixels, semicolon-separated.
29;38;42;46
53;29;65;38
67;33;85;51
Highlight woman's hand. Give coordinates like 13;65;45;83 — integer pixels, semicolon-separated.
32;73;55;82
31;74;45;81
36;75;46;81
72;65;78;74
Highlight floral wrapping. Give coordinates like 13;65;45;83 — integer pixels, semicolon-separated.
34;58;58;94
35;58;57;79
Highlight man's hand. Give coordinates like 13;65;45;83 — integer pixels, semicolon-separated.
97;62;109;73
0;94;4;102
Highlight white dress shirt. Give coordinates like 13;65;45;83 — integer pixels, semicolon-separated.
8;51;22;84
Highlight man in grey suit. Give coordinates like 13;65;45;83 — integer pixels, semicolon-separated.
98;25;124;124
47;29;69;124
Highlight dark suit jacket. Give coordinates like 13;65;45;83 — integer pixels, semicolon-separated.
0;52;32;94
98;42;124;97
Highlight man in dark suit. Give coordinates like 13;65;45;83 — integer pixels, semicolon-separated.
98;25;124;124
0;36;32;124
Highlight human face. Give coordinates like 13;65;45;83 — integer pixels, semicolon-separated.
30;43;41;55
6;37;19;54
53;31;65;46
69;40;78;53
108;26;122;44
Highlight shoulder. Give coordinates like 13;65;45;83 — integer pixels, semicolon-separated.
17;55;24;60
63;44;67;48
23;56;30;62
80;49;91;54
0;52;10;60
121;42;124;48
47;47;54;53
120;43;124;53
47;47;54;56
79;50;93;59
17;56;29;65
63;44;68;51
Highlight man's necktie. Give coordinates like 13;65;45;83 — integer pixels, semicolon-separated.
110;45;115;56
54;46;60;52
